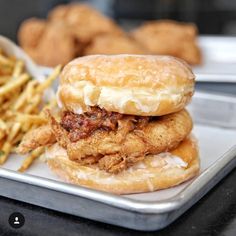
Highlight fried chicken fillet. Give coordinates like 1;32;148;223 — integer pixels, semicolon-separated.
18;125;56;154
18;108;192;174
50;108;192;173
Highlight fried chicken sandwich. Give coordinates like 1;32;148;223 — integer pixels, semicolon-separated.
18;55;200;194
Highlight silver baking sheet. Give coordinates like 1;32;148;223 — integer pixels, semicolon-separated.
0;35;236;231
0;91;236;231
194;36;236;83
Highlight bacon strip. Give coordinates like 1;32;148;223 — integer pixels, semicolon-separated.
60;107;149;142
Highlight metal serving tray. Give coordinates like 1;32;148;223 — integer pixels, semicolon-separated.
0;35;236;231
0;91;236;231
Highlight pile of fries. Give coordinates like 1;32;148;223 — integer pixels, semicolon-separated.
0;48;61;172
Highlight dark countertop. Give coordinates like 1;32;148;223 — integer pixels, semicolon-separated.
0;168;235;236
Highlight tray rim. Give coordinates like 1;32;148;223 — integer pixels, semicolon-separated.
198;35;236;42
0;144;235;214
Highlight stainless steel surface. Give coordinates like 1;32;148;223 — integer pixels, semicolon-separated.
189;91;236;128
0;91;236;231
196;73;236;83
194;36;236;83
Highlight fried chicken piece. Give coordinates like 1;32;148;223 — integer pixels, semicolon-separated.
98;153;145;174
84;34;148;55
132;20;202;65
17;125;56;154
49;4;124;44
18;4;125;66
48;4;70;21
17;109;192;174
35;22;77;66
18;18;47;48
49;112;135;161
24;21;77;66
49;109;192;173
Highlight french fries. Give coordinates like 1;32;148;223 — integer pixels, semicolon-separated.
18;147;45;172
13;80;39;111
0;54;14;67
0;48;61;170
16;113;47;126
0;73;30;96
0;76;11;85
0;119;7;140
0;141;12;165
12;60;24;77
36;65;61;93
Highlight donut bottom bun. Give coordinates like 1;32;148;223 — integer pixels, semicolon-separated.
46;136;199;194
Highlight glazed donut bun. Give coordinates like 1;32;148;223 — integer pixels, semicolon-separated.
46;136;199;194
58;55;195;116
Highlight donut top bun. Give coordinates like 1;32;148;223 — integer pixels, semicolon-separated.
58;55;195;116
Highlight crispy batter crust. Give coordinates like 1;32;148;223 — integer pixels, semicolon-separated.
18;109;193;174
49;109;192;173
17;125;56;154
